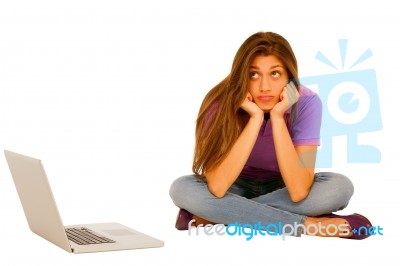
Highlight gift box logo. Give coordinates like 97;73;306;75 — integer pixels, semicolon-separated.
300;40;382;167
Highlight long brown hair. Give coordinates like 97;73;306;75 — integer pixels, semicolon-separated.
192;32;300;178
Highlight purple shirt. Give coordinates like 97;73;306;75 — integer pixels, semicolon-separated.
240;86;322;180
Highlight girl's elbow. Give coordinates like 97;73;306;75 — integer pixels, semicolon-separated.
288;173;314;202
207;182;227;198
289;189;310;203
205;176;228;198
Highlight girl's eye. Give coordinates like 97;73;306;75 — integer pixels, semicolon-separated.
250;72;259;79
271;71;281;78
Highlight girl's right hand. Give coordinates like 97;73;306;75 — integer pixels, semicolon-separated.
240;92;264;118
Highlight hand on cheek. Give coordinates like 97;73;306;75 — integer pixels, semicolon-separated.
240;92;263;118
271;81;299;118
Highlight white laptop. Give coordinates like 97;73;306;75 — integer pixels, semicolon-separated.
4;150;164;253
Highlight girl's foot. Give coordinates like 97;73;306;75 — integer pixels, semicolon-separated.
304;216;352;237
305;213;372;239
192;215;215;227
175;209;215;230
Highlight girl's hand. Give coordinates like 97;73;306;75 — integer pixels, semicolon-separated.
271;81;299;118
240;92;263;118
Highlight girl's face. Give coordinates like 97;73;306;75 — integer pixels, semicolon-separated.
248;54;289;113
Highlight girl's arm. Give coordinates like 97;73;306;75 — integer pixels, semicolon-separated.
271;115;317;202
270;84;316;202
205;94;264;198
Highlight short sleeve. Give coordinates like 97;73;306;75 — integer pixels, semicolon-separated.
291;87;322;146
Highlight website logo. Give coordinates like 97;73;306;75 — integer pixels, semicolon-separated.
300;39;382;167
187;220;383;241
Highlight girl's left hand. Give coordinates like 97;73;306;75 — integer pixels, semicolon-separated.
271;81;299;118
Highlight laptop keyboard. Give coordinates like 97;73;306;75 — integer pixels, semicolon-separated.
66;227;116;245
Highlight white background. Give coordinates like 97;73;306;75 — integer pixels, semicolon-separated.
1;0;399;264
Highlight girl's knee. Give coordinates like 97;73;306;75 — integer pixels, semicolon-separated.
169;175;191;201
333;173;354;201
169;175;203;207
317;172;354;196
314;172;355;210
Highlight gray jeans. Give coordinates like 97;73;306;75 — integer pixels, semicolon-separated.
169;172;354;236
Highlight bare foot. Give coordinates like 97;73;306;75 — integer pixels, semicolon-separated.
304;217;353;238
192;215;215;226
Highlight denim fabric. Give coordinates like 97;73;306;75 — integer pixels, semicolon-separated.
169;172;354;236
